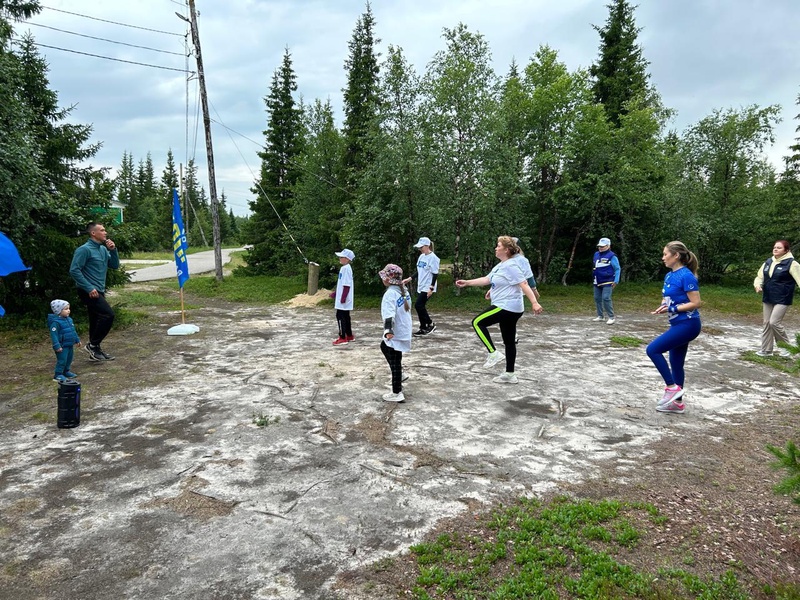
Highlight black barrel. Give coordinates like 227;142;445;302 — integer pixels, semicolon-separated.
57;380;81;429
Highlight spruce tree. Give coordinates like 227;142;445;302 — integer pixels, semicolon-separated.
589;0;651;126
341;3;380;192
246;48;304;274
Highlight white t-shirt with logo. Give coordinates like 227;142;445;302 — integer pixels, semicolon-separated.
416;252;440;293
335;263;354;310
488;259;526;313
381;286;412;352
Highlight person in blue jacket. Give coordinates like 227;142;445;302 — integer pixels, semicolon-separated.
48;299;81;383
592;237;621;324
647;241;703;414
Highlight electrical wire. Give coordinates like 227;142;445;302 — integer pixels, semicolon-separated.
40;5;183;36
208;98;310;263
208;118;355;199
15;40;194;73
23;22;186;56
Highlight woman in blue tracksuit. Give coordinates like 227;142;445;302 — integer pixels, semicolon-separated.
646;241;703;414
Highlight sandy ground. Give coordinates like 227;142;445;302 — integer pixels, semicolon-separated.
0;298;798;599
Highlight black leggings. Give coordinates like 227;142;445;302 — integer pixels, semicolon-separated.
336;309;352;338
77;289;115;347
472;306;522;372
415;292;432;329
380;340;404;393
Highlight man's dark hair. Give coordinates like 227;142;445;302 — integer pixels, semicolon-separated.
86;222;102;234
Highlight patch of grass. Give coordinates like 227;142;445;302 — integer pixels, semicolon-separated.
30;412;50;423
408;496;751;599
183;274;306;304
610;336;645;348
252;412;279;427
741;351;800;374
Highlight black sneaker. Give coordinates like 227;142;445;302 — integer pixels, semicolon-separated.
426;323;437;334
85;343;102;361
413;329;427;336
94;346;115;361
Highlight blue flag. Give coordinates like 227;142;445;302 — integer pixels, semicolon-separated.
172;189;190;288
0;231;31;316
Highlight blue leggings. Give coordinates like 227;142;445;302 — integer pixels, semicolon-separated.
646;318;701;387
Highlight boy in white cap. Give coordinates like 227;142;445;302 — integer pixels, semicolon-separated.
412;236;440;336
592;237;620;324
47;299;81;382
333;249;355;345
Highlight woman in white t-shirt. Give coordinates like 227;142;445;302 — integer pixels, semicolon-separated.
456;236;543;384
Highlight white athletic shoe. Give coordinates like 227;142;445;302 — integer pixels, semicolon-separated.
592;316;604;322
606;317;616;325
755;350;772;357
493;372;518;384
382;391;405;402
483;351;504;369
777;349;792;358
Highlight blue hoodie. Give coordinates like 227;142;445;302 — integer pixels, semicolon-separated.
47;314;80;350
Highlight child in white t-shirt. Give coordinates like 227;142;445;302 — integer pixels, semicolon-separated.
332;249;355;346
379;264;412;402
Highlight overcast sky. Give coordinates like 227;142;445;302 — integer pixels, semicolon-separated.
15;0;800;217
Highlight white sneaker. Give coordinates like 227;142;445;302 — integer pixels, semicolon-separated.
382;391;405;402
592;316;604;322
493;372;518;384
777;349;792;358
483;351;504;369
606;317;616;325
755;350;772;357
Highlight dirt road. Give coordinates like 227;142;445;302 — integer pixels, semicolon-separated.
1;297;797;599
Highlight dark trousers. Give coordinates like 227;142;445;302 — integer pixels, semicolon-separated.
380;340;404;393
77;289;115;347
472;306;522;372
336;309;352;338
415;292;432;329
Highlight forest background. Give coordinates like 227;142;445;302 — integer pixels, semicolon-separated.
1;0;799;318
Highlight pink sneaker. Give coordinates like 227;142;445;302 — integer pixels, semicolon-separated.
658;385;683;406
656;399;685;414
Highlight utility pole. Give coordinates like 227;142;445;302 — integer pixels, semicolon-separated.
181;0;223;280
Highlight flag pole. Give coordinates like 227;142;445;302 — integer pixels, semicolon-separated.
179;167;187;326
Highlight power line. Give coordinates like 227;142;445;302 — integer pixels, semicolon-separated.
21;40;194;73
208;99;310;263
23;22;186;56
40;5;183;36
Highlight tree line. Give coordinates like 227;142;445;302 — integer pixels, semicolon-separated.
1;0;799;318
246;1;799;289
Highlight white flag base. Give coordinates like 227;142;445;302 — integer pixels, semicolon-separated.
167;323;200;336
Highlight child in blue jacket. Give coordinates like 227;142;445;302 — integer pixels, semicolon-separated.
48;299;81;382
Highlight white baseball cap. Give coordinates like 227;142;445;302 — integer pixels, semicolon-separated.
335;249;355;261
597;237;611;247
414;237;431;248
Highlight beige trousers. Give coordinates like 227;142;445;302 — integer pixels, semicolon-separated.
761;303;790;353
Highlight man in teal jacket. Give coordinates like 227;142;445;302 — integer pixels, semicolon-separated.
69;223;120;361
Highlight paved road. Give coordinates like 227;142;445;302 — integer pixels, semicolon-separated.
124;248;244;282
